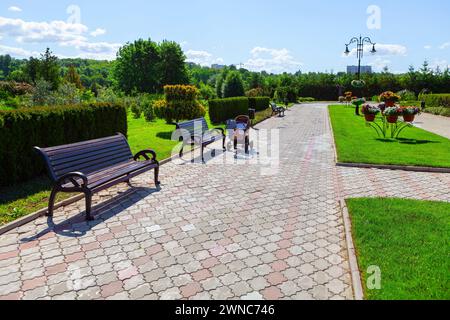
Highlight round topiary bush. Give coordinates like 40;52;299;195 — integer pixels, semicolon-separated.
154;85;206;123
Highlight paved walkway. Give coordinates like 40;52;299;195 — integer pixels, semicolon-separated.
0;104;449;300
413;112;450;139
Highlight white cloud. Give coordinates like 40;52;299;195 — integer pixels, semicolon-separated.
0;16;121;60
0;44;39;57
90;28;106;37
0;16;88;43
424;45;432;50
8;6;22;12
439;42;450;50
61;39;121;60
429;59;449;70
244;47;302;73
344;43;407;57
368;57;392;72
185;50;224;66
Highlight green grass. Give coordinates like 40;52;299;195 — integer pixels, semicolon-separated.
347;198;450;300
329;105;450;168
0;108;273;225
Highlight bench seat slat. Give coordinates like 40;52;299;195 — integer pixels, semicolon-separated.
48;141;131;162
54;154;131;178
51;147;132;172
42;135;123;153
62;160;157;189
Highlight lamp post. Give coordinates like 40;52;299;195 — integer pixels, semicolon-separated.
344;35;377;80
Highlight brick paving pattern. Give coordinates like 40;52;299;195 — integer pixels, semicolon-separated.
0;103;449;300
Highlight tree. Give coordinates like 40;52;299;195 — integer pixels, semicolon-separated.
24;57;41;84
39;48;61;90
159;40;190;86
114;39;161;94
64;65;83;89
249;72;262;89
0;55;12;79
222;71;245;98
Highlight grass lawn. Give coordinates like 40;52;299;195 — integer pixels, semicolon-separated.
329;105;450;168
0;108;273;225
347;198;450;300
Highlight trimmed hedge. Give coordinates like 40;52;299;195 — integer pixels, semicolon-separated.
249;97;270;112
425;107;450;117
209;97;249;124
0;103;127;186
420;94;450;109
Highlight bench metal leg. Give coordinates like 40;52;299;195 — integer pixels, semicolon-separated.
47;187;58;217
154;167;161;186
222;136;226;152
84;191;94;221
179;146;184;158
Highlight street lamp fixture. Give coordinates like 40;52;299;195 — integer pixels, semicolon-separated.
344;35;377;80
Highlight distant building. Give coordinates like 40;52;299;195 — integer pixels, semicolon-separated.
347;65;372;75
211;64;226;70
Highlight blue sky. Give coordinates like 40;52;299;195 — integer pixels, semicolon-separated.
1;0;449;73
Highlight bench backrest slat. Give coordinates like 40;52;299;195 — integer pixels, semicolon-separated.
35;134;133;182
176;118;209;137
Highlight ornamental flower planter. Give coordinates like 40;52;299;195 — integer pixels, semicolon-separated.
385;101;396;107
403;114;416;122
401;106;420;123
387;115;399;124
379;91;401;107
361;104;380;122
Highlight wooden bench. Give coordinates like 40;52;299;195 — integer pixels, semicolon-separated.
34;133;160;221
271;102;286;117
176;117;226;162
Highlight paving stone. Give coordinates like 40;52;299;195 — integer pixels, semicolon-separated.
129;284;152;300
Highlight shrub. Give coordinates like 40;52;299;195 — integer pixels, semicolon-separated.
155;85;206;123
209;97;249;124
420;94;450;109
164;85;199;101
298;97;315;102
246;88;264;97
153;99;167;120
371;95;380;102
248;97;270;112
130;103;141;119
199;83;217;101
222;72;245;98
0;81;34;96
425;107;450;117
0;102;127;186
397;89;417;101
274;87;297;103
142;103;155;122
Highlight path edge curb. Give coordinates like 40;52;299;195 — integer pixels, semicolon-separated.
339;199;365;301
336;162;450;174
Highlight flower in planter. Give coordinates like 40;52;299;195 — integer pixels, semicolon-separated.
383;106;403;116
351;97;366;106
379;91;401;103
401;106;420;115
361;104;381;115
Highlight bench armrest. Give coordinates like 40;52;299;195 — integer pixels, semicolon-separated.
134;150;158;162
209;127;226;136
57;172;88;188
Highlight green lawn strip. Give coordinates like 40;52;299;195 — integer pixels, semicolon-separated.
347;198;450;300
329;105;450;168
0;108;272;225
